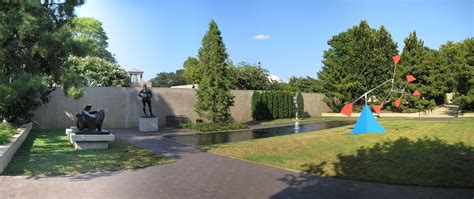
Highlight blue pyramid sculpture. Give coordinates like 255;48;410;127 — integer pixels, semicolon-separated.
352;104;385;134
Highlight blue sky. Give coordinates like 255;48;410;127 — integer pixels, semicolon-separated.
76;0;473;82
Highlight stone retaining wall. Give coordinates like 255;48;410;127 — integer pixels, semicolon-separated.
0;123;32;173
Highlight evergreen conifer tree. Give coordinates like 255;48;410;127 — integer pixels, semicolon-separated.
194;20;234;123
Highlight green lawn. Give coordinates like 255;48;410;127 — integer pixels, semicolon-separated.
0;123;17;145
208;118;474;188
2;129;173;176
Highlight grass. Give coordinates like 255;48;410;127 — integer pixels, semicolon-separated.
2;129;173;176
208;118;474;188
0;123;17;145
179;122;248;133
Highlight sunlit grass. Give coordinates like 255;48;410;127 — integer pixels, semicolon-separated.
3;129;173;176
0;123;17;145
209;118;474;187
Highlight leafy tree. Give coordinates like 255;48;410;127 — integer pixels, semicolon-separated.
0;1;85;124
230;61;271;90
70;17;116;63
66;16;128;87
183;56;201;84
0;73;52;125
66;56;130;87
269;82;297;92
194;20;234;123
150;69;187;87
288;76;321;93
318;21;398;111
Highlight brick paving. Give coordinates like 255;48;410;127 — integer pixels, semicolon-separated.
0;128;472;199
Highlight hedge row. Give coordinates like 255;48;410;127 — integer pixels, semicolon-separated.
252;91;304;120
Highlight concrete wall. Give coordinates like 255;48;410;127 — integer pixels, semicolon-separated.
32;88;330;129
302;93;331;117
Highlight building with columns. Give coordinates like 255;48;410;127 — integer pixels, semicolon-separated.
127;68;152;87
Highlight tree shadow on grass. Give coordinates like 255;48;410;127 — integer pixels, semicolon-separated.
270;137;474;199
303;137;474;188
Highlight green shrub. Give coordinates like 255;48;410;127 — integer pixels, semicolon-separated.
272;92;279;119
262;93;271;119
453;93;474;112
251;92;260;119
297;92;304;117
179;123;248;133
282;93;288;118
0;123;17;145
251;91;304;120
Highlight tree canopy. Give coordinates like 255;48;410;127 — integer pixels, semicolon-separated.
150;69;188;87
441;38;474;112
182;56;201;84
66;56;130;87
230;62;272;90
318;21;473;113
288;76;321;93
318;21;398;111
0;1;85;124
67;17;130;88
0;1;129;124
70;17;116;63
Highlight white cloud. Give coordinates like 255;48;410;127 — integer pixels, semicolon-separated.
268;74;282;82
252;34;271;40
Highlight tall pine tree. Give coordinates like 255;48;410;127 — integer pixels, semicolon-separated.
194;20;234;123
394;31;453;111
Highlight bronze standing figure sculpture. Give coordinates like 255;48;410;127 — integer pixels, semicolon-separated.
138;84;154;117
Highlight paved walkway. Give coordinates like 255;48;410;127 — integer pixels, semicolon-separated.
425;105;459;117
1;128;473;198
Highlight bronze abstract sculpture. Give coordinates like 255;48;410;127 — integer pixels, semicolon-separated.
138;84;154;117
76;104;107;134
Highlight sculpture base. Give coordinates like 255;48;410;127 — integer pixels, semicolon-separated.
139;117;159;132
66;127;115;150
74;141;109;150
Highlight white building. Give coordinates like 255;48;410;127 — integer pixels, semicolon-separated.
127;68;152;87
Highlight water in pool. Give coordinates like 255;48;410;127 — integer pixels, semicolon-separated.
165;120;354;146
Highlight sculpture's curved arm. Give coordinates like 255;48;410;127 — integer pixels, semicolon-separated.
353;79;392;104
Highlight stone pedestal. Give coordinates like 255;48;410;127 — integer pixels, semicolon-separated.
70;134;115;150
65;127;115;150
139;117;159;132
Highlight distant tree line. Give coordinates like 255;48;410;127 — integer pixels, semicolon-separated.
153;59;320;92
